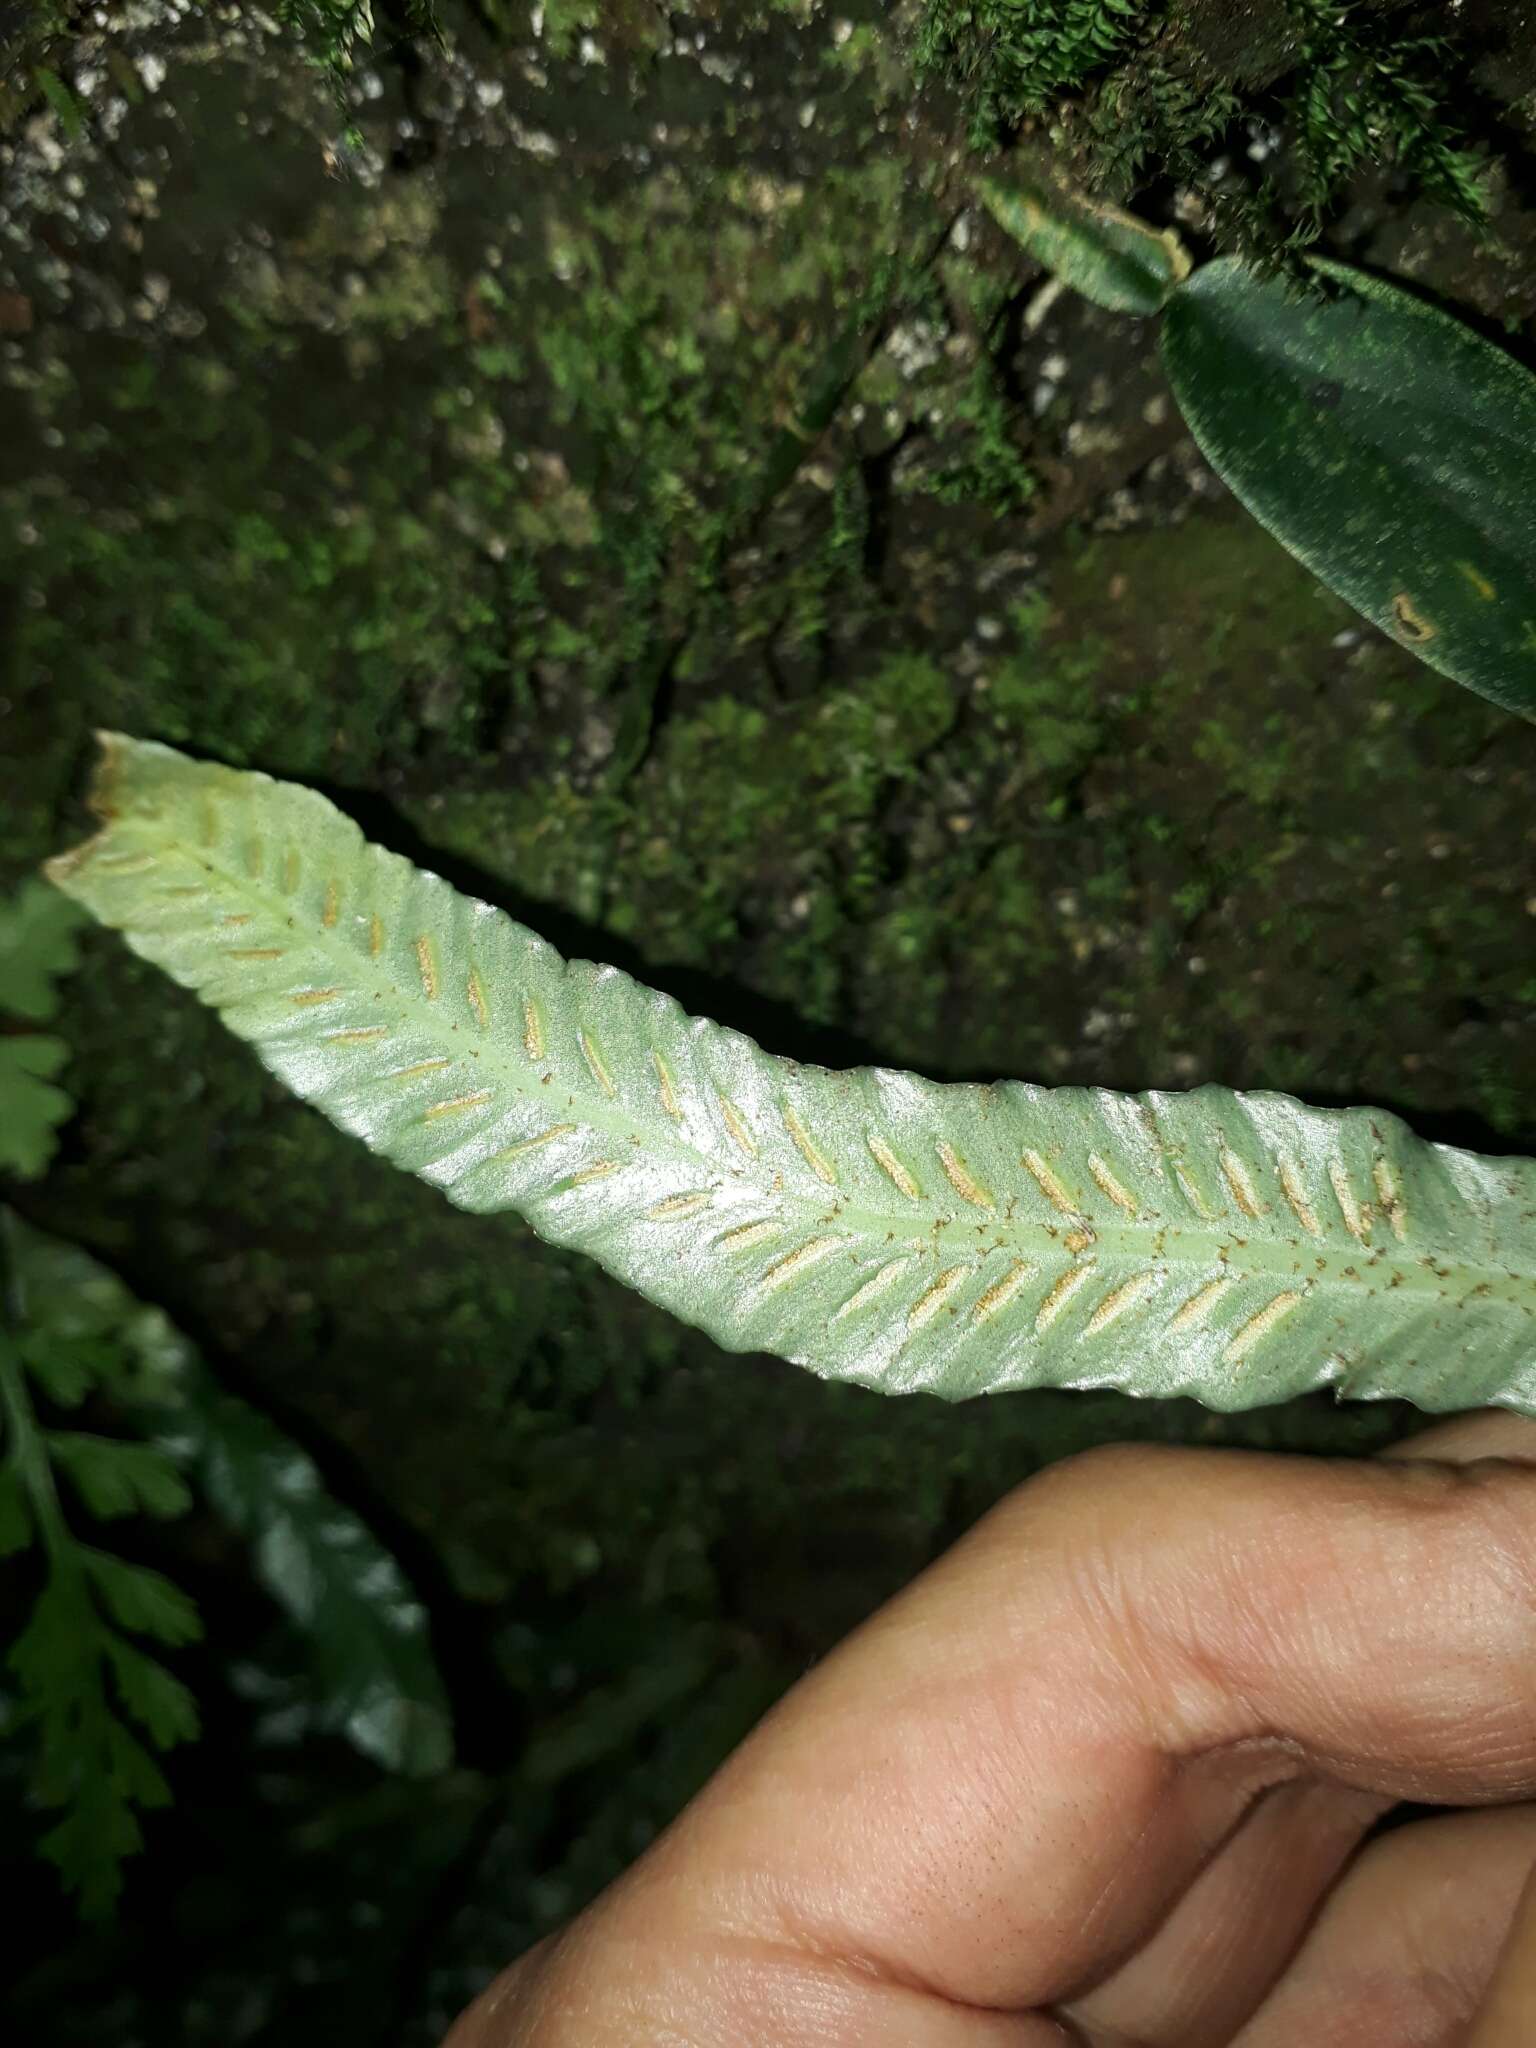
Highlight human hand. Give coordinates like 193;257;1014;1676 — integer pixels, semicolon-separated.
444;1413;1536;2046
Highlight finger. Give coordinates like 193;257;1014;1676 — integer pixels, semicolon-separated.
1231;1806;1536;2048
441;1920;1068;2048
1380;1407;1536;1467
1065;1408;1536;2045
580;1415;1536;2014
1057;1777;1392;2046
1467;1852;1536;2048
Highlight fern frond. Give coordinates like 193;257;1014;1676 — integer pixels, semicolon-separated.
46;736;1536;1421
0;879;85;1179
0;1219;200;1918
1285;0;1490;231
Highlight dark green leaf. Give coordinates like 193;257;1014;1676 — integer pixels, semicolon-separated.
1161;256;1536;719
16;1328;114;1407
173;1379;454;1775
102;1634;201;1749
36;1768;149;1921
0;1461;32;1556
81;1549;202;1647
0;877;87;1022
7;1570;91;1702
5;1210;454;1782
7;1215;172;1401
46;1432;193;1521
33;66;86;141
1;1237;203;1919
30;1710;173;1918
4;1564;188;1918
0;1034;73;1179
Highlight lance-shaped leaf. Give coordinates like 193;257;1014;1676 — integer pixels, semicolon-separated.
48;736;1536;1419
1161;256;1536;721
155;1372;455;1777
977;169;1191;315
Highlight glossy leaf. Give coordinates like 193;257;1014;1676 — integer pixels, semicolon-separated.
49;736;1536;1420
1161;256;1536;720
159;1374;455;1776
978;168;1191;314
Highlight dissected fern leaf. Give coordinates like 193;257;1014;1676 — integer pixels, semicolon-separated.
0;878;85;1179
0;878;87;1023
1;1195;458;1913
0;1036;74;1180
48;735;1536;1419
0;1207;201;1919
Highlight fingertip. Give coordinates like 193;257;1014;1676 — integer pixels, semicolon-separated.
1380;1408;1536;1470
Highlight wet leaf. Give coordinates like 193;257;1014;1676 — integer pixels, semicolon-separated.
1161;257;1536;719
163;1374;455;1776
47;735;1536;1421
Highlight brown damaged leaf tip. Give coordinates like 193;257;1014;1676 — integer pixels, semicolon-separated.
40;732;132;888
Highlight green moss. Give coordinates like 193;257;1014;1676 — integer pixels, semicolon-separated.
1;93;930;801
922;352;1038;515
917;0;1490;259
1285;0;1490;234
914;0;1158;145
985;607;1105;778
403;646;957;1010
272;0;441;98
2;0;442;137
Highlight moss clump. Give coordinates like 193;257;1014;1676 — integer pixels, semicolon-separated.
914;0;1156;137
1282;0;1491;233
915;0;1492;259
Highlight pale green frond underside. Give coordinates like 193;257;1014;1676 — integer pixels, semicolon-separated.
47;736;1536;1418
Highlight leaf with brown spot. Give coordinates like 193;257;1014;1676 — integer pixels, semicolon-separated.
1162;257;1536;720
